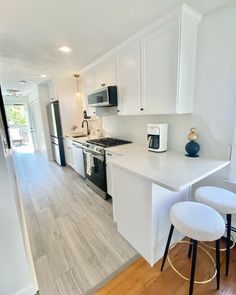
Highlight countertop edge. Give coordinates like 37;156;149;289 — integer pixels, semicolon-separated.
111;160;230;192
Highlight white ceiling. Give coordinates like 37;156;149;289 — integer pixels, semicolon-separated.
0;0;233;95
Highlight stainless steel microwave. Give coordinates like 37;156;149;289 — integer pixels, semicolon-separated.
87;86;117;107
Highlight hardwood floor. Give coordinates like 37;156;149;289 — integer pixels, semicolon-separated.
14;152;137;295
95;240;236;295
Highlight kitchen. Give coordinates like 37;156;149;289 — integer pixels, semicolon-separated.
1;1;236;295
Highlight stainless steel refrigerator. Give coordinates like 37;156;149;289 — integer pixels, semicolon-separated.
47;100;66;166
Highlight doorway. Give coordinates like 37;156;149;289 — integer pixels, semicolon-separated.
5;104;35;153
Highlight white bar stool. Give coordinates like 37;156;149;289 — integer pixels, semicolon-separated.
195;186;236;276
161;201;225;295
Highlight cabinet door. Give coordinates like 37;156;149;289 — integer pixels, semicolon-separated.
106;153;113;196
117;43;141;115
48;80;58;100
72;144;85;177
64;146;71;166
93;64;105;89
141;19;179;114
85;69;94;94
93;58;116;90
64;139;73;167
106;151;121;222
106;58;117;86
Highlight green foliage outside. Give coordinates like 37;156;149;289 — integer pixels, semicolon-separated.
5;105;27;127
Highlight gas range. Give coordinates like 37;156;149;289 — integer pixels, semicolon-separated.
83;137;132;155
82;137;131;199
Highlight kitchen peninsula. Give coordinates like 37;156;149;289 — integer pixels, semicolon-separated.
106;144;230;266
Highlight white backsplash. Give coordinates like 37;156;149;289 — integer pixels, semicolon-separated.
96;107;230;160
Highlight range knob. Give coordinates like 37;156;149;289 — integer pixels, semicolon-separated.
96;146;102;153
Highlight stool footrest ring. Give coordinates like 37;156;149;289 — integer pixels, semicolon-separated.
167;241;217;284
200;234;235;252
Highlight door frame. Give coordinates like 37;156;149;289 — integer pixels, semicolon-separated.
4;102;35;152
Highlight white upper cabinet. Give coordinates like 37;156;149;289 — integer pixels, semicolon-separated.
117;42;141;115
85;69;94;94
141;19;179;114
48;79;75;100
93;61;107;89
141;11;200;114
85;57;117;94
48;80;58;100
82;4;202;115
84;57;117;115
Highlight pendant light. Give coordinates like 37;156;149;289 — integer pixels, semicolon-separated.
74;74;81;100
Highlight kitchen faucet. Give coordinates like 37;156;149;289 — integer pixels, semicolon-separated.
81;120;91;136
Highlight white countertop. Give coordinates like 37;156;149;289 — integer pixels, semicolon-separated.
64;135;99;144
105;144;230;192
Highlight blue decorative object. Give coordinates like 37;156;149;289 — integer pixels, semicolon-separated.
185;127;200;157
185;141;200;157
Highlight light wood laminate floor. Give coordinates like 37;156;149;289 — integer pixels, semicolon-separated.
14;152;137;295
95;239;236;295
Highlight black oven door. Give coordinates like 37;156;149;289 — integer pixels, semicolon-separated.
83;149;107;199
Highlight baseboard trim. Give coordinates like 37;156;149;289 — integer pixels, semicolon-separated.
14;284;38;295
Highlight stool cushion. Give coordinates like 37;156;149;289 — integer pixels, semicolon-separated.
170;201;225;241
195;186;236;214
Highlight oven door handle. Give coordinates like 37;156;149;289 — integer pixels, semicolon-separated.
83;150;105;162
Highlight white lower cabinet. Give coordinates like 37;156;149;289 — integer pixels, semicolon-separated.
112;165;191;266
106;152;113;196
106;151;121;221
64;139;85;178
72;142;85;178
64;138;74;167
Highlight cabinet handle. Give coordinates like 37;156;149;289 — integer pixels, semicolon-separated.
101;83;106;87
117;110;120;113
140;108;144;111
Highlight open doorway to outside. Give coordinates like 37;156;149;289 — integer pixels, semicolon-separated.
5;104;35;153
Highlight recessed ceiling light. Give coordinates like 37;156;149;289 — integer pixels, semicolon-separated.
58;46;72;53
20;80;27;84
40;74;47;78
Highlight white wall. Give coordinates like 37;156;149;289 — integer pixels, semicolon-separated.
3;95;29;104
0;132;37;295
49;78;85;136
191;2;236;204
26;84;53;160
37;84;53;160
194;2;236;146
28;87;49;158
